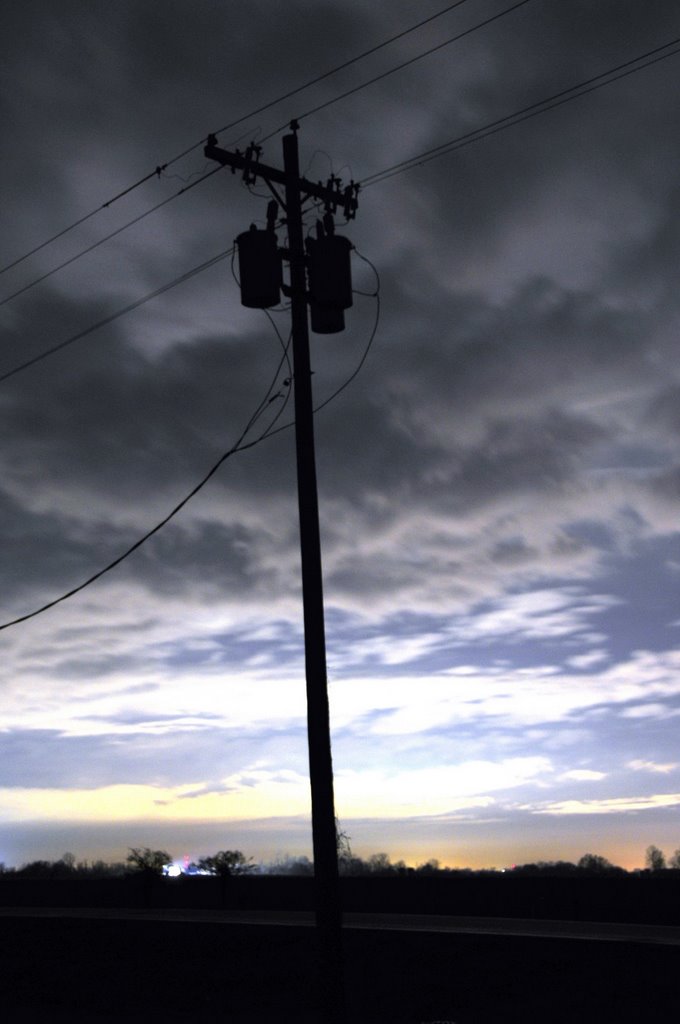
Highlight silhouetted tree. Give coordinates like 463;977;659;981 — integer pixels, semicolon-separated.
17;860;57;878
645;845;666;871
264;855;314;875
335;817;353;865
416;859;441;874
190;850;253;877
80;859;127;877
668;848;680;870
577;853;621;874
126;847;172;876
58;852;76;873
515;859;611;876
366;853;394;875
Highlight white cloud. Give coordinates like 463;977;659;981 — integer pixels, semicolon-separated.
447;589;619;644
619;704;676;720
567;650;609;669
628;759;679;774
331;649;680;735
559;769;606;782
335;756;551;817
526;794;680;815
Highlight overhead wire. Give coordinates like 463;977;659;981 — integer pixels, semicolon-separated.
0;28;675;627
0;247;235;386
0;0;479;279
361;36;680;187
0;164;225;308
0;316;294;632
0;274;380;632
4;5;672;309
261;0;534;143
315;250;380;412
0;2;491;306
2;34;677;388
248;253;381;449
0;166;170;278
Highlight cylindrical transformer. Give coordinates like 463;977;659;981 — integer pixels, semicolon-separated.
307;234;353;311
236;225;281;308
310;301;345;335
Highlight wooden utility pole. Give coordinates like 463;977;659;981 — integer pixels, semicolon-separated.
205;122;358;1023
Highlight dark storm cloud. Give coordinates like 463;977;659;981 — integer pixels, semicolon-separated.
0;0;377;220
1;0;677;622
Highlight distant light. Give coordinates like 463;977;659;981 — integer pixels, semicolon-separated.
166;863;182;877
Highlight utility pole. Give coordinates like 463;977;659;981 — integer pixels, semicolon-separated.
205;123;358;1023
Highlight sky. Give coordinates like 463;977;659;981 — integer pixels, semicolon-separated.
1;0;679;872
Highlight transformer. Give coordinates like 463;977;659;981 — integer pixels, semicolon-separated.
310;302;345;335
306;233;353;324
236;224;281;309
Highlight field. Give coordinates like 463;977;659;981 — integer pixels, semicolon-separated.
1;914;679;1022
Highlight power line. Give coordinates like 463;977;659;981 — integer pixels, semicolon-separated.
3;36;676;387
0;167;169;278
4;12;671;621
0;328;292;632
1;1;510;306
262;0;534;143
0;247;234;386
0;165;225;308
0;0;479;279
0;3;487;307
0;283;380;632
361;36;680;187
180;0;479;164
3;20;667;622
3;8;673;314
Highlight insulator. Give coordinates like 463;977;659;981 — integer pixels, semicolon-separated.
236;225;281;309
310;301;345;335
307;234;353;311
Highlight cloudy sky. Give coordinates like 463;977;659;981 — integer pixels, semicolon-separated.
1;0;679;871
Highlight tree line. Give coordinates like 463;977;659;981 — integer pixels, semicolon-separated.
2;843;679;879
0;848;254;879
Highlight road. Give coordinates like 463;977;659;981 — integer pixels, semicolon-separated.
2;905;679;945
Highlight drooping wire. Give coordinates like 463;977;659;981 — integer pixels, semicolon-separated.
0;247;235;386
0;0;478;278
0;270;380;632
0;165;225;307
251;252;381;444
361;36;680;187
0;319;293;632
303;252;380;416
260;0;534;142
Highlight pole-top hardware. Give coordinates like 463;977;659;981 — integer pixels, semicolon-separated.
243;142;263;185
204;135;359;220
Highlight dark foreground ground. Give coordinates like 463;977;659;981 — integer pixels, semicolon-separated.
1;915;678;1022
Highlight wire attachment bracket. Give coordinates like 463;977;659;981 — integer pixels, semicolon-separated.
243;142;263;185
